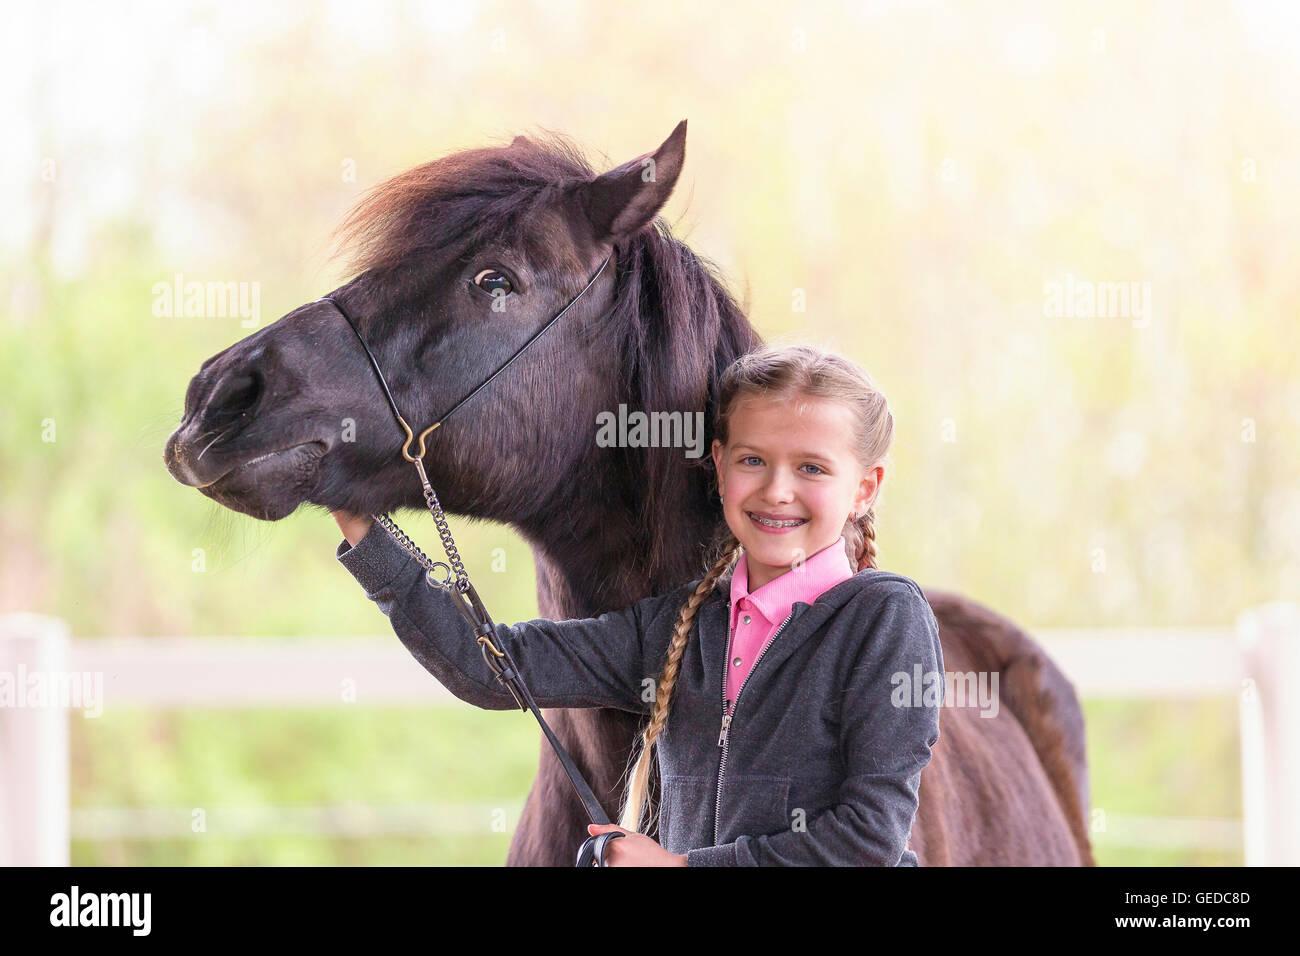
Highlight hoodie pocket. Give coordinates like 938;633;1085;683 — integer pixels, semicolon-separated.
715;774;792;846
658;775;716;855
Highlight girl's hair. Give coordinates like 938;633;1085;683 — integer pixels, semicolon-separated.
618;343;895;832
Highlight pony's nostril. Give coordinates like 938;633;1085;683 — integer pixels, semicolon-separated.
213;370;262;419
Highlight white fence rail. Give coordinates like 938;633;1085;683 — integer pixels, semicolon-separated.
2;603;1297;865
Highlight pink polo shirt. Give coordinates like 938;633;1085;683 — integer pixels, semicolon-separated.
725;536;856;711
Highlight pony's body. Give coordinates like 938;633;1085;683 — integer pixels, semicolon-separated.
165;122;1094;866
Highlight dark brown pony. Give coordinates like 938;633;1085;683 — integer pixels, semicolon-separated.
165;121;1094;865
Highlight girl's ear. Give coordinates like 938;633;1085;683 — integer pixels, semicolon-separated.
711;439;725;493
855;465;883;513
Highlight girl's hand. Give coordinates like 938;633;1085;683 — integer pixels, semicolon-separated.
586;824;687;866
332;510;373;547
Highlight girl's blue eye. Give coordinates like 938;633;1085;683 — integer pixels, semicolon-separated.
738;455;823;474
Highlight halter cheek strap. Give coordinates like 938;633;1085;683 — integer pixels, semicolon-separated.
319;254;611;462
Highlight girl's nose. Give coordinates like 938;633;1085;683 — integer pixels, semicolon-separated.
763;470;797;502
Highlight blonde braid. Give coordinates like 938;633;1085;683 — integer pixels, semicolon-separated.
843;507;880;572
857;507;878;571
618;533;742;832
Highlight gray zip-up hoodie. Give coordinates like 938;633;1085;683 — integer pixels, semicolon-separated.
336;520;944;866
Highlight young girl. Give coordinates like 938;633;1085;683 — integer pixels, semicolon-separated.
334;343;943;866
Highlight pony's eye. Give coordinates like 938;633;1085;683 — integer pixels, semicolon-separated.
474;269;514;297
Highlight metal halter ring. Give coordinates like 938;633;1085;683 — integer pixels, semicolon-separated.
424;562;454;590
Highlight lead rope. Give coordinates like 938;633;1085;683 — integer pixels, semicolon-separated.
321;260;623;865
369;475;626;867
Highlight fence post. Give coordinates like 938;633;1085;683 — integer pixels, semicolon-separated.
1237;601;1300;866
0;613;71;866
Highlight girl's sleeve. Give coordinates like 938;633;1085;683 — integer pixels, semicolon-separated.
687;581;944;866
336;518;676;715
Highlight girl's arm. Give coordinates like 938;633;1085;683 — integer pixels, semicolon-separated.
335;516;677;715
687;582;944;866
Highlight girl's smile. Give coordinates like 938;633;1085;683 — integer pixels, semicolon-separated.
712;394;882;591
746;510;808;532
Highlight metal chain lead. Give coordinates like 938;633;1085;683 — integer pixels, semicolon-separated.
415;458;469;591
369;456;470;594
371;511;443;573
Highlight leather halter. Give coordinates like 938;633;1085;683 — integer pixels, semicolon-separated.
318;255;610;461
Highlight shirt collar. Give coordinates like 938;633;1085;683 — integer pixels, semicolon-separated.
730;535;855;625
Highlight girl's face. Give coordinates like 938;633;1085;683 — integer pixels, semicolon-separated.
711;393;882;591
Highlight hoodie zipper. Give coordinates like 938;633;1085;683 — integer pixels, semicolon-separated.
714;607;794;846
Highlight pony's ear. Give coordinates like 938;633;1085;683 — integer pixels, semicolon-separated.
578;120;686;242
510;134;531;148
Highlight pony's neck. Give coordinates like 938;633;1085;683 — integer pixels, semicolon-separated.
516;464;720;619
518;226;757;618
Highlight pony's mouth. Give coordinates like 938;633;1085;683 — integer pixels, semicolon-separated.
226;443;322;478
185;442;324;488
198;441;328;520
